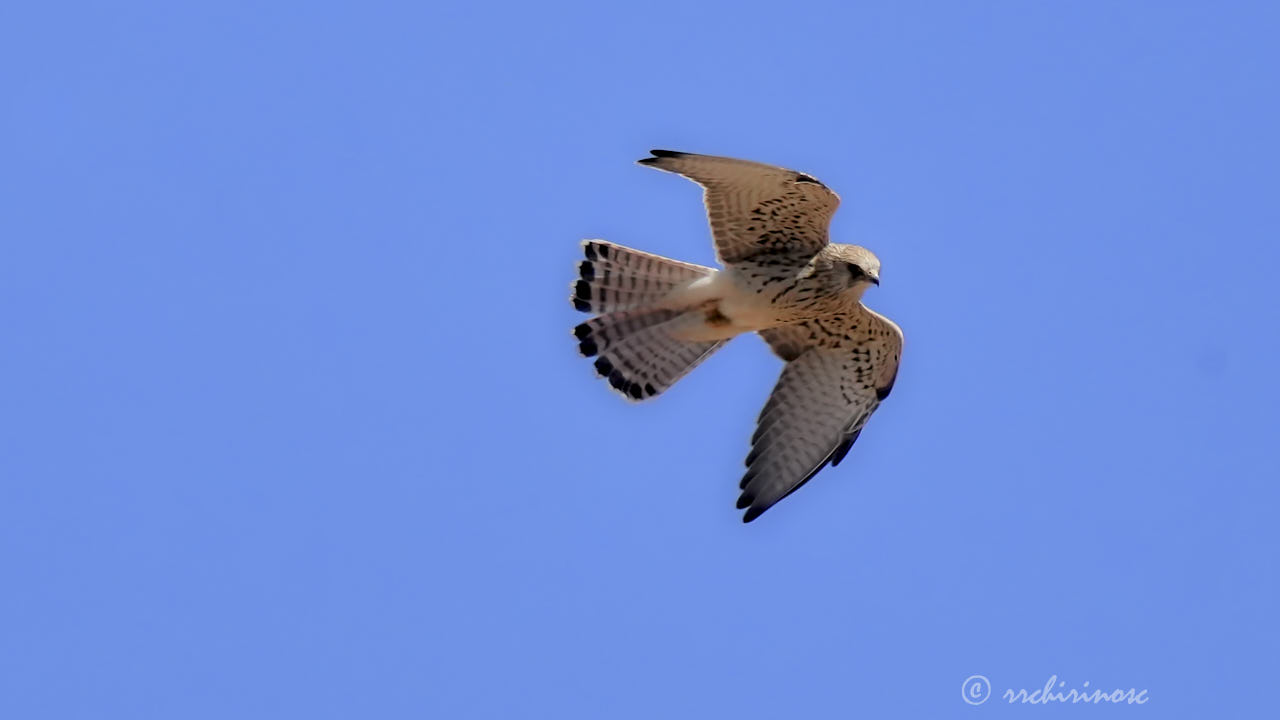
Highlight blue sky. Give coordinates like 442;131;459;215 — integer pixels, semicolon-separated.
3;1;1278;717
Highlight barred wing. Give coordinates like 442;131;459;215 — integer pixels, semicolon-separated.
637;150;840;264
740;310;902;522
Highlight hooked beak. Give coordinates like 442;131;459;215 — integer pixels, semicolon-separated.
869;275;880;286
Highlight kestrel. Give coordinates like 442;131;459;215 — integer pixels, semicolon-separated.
571;150;903;522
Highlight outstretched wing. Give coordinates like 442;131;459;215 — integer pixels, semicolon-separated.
739;309;902;523
637;150;840;264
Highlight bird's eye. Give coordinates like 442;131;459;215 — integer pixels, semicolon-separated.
847;264;865;280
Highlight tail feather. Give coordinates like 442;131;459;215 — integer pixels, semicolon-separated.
582;240;711;281
571;240;712;313
573;308;679;357
575;310;726;400
570;241;725;401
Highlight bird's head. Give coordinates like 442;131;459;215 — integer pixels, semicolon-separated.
821;244;881;297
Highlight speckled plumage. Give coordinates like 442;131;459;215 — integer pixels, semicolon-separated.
571;150;903;522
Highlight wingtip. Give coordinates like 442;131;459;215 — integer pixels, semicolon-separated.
793;172;828;188
637;149;686;165
742;507;765;523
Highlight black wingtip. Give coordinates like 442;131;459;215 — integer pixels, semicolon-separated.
638;149;686;165
735;493;754;510
742;507;765;523
794;172;827;188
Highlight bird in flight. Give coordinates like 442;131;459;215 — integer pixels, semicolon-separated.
571;150;903;522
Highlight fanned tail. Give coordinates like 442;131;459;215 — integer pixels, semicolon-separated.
570;241;725;400
571;240;712;313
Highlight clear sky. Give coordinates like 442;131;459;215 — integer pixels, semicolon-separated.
3;1;1278;717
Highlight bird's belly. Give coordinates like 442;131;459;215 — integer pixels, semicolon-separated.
718;294;786;330
663;270;810;342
